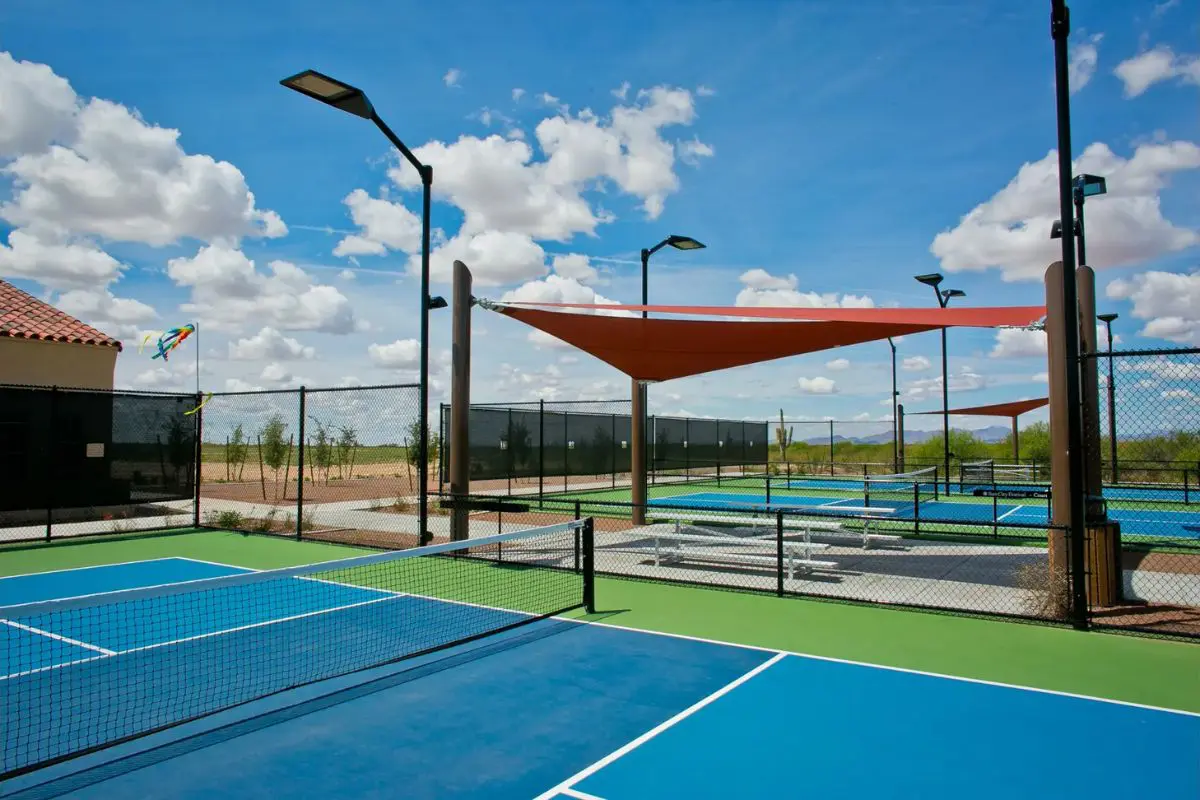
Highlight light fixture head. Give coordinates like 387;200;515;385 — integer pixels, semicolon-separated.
280;69;374;119
665;235;705;251
914;273;944;288
1074;173;1107;198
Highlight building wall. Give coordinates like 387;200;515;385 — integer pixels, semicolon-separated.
0;338;118;390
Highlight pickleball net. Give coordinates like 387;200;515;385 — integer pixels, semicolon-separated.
1;519;594;779
863;466;940;508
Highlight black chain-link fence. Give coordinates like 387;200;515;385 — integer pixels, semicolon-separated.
197;384;426;550
0;384;200;544
438;400;769;496
421;488;1078;624
1083;347;1200;639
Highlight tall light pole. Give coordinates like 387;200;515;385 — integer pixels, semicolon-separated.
1097;312;1119;482
281;69;446;545
915;273;963;494
887;337;899;471
630;234;705;524
1050;0;1089;628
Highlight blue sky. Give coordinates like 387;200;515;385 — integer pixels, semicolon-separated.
1;0;1197;435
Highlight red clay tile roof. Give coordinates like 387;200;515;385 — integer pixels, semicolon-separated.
0;279;122;350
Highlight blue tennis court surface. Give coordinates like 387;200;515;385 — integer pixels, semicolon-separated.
781;476;1195;504
650;491;1200;540
3;557;1197;799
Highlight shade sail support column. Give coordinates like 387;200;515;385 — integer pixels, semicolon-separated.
631;377;647;526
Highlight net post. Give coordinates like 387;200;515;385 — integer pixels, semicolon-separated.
775;510;785;597
193;391;203;529
933;466;939;501
582;517;596;614
993;495;999;538
46;385;56;541
296;386;306;540
1185;470;1190;505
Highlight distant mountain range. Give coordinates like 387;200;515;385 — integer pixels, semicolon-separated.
799;425;1012;445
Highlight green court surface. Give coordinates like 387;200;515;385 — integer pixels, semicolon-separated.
3;529;1198;715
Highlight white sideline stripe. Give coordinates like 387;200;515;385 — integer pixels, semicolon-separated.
573;618;1200;720
533;653;787;800
0;561;258;609
0;619;116;655
175;557;257;572
996;505;1025;522
0;557;186;582
559;788;607;800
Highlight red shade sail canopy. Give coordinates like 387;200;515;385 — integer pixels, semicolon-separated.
495;305;940;382
504;302;1046;329
910;398;1050;418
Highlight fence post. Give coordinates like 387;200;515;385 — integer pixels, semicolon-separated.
437;403;446;496
611;413;617;489
776;510;785;596
563;411;569;492
507;407;514;496
46;386;57;541
193;391;203;529
912;482;920;537
829;421;835;476
685;417;691;476
538;399;545;501
296;387;306;540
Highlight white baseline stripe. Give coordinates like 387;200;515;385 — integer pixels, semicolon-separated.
533;652;787;800
996;505;1025;521
1;618;116;655
560;788;607;800
0;557;185;582
572;618;1200;720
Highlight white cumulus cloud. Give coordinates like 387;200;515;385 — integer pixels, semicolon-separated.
930;141;1200;282
1107;270;1200;345
1114;45;1200;98
797;376;837;394
735;269;874;308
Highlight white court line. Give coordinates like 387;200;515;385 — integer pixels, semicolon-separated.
0;618;116;655
0;560;263;610
573;618;1200;720
559;787;607;800
8;554;1196;722
0;557;186;582
174;557;257;573
533;653;788;800
996;505;1025;522
0;594;408;682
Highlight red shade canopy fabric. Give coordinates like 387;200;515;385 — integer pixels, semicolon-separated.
495;305;940;382
910;398;1050;418
502;302;1046;329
